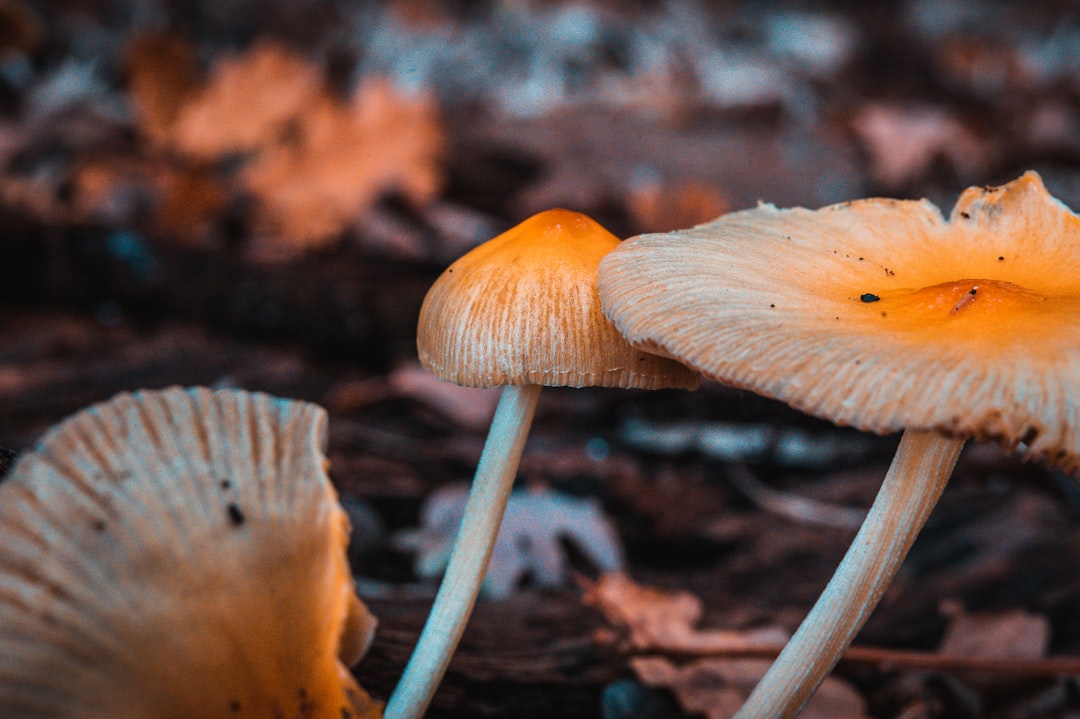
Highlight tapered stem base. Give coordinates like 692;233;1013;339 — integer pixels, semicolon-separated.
385;384;542;719
735;429;964;719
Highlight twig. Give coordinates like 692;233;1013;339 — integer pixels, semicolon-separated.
634;644;1080;677
727;463;867;530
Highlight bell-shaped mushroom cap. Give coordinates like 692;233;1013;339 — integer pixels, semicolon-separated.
599;172;1080;472
0;387;382;719
417;208;699;390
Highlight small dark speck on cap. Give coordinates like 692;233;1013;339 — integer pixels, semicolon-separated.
860;293;880;303
227;503;246;526
998;256;1005;261
220;478;232;490
229;700;242;713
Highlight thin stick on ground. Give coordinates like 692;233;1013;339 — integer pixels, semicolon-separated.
635;646;1080;678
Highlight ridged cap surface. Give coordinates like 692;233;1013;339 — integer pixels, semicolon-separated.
0;387;381;719
599;172;1080;472
418;208;699;390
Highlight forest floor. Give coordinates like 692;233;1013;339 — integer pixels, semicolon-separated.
2;1;1080;717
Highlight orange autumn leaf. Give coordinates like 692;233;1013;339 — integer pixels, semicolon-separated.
123;39;445;252
630;656;869;719
627;178;730;234
938;602;1050;662
584;572;787;652
173;42;324;159
585;574;868;719
241;77;444;249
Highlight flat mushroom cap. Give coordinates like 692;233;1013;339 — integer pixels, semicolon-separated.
418;208;699;390
598;172;1080;472
0;387;381;719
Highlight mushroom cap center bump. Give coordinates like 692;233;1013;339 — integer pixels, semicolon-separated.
853;277;1076;348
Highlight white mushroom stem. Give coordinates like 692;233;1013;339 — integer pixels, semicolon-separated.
735;429;965;719
385;383;542;719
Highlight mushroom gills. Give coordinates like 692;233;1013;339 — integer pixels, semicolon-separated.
0;387;381;719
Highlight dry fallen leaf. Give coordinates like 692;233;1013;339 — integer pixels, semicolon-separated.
630;656;870;719
627;175;729;234
396;484;625;600
881;604;1058;716
241;76;444;251
849;103;990;188
122;39;445;252
938;601;1050;662
586;574;868;719
172;42;324;159
585;572;788;652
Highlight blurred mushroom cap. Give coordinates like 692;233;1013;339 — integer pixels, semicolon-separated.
599;172;1080;472
0;387;381;719
417;208;699;390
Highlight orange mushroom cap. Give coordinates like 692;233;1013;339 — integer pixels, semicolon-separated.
418;208;699;390
598;172;1080;472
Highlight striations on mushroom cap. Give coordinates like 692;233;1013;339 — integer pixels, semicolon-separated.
598;172;1080;473
0;386;382;719
418;208;699;390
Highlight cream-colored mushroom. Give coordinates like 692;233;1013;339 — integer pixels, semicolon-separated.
386;208;698;719
0;386;381;719
598;172;1080;718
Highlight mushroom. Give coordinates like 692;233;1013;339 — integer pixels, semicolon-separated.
385;208;698;719
0;386;382;719
597;172;1080;718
